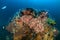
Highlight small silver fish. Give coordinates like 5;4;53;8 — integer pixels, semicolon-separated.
3;26;5;29
1;6;7;9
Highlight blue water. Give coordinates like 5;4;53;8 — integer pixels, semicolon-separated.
0;0;60;40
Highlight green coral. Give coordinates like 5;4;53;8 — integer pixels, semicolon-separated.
47;18;56;25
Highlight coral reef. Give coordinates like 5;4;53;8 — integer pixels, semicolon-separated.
6;8;59;40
